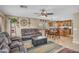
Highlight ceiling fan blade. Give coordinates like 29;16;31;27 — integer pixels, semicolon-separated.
34;13;40;14
47;13;54;15
33;13;41;16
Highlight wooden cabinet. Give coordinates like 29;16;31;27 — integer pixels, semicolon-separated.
48;19;72;36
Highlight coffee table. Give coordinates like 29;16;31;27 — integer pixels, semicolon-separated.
32;36;47;47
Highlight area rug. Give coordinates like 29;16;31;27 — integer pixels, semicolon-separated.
27;41;63;53
58;48;79;53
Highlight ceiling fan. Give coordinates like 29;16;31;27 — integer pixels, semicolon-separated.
34;9;54;17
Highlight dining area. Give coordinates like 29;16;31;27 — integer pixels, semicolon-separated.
45;19;72;40
45;28;60;40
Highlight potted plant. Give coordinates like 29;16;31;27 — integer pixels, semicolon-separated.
10;17;17;23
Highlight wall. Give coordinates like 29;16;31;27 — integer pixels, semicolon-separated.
6;16;49;37
73;12;79;44
16;17;42;37
0;12;6;32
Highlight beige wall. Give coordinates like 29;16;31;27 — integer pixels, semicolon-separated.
0;12;6;32
73;12;79;44
16;18;40;37
6;16;49;37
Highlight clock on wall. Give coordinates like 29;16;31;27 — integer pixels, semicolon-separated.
20;19;27;26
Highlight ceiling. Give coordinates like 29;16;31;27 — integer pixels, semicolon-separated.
0;5;79;20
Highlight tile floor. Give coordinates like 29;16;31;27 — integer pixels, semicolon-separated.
27;41;63;53
48;36;79;51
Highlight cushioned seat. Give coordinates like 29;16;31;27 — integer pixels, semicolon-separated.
0;32;10;53
0;32;27;53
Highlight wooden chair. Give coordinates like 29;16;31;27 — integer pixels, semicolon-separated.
53;29;60;40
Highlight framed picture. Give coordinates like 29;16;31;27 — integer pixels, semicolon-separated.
20;19;27;26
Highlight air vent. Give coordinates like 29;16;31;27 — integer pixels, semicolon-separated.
20;5;28;8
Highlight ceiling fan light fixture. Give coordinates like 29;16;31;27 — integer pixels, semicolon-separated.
34;9;54;17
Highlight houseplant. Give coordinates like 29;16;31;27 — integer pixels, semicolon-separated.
10;17;17;23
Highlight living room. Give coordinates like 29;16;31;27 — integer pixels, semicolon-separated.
0;5;79;53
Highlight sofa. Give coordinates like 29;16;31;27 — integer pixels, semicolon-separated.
0;32;27;53
21;28;42;41
0;32;10;53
